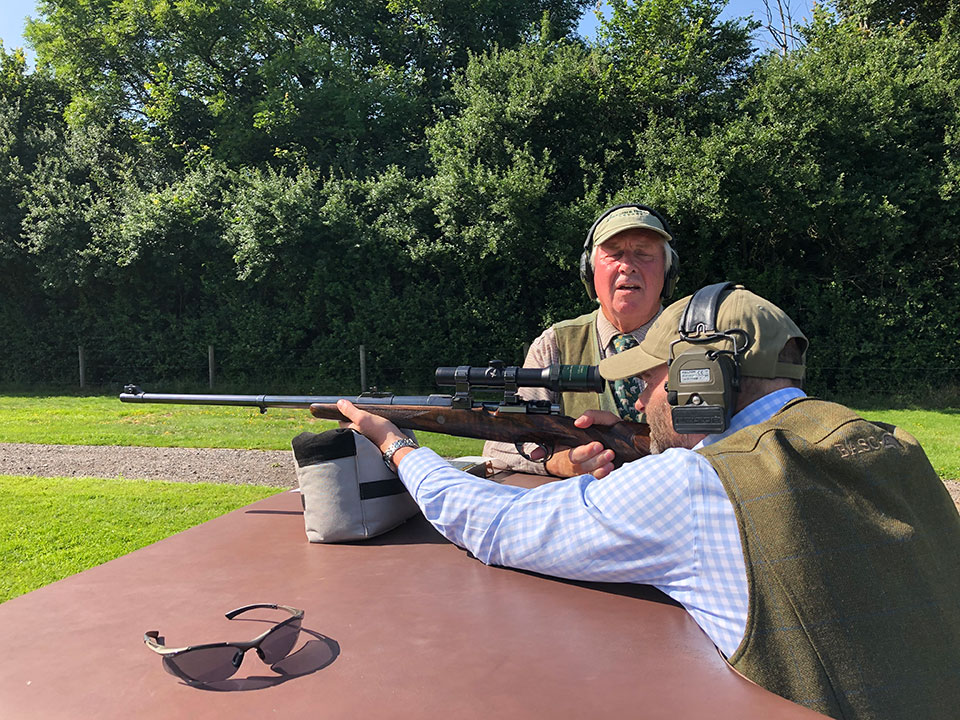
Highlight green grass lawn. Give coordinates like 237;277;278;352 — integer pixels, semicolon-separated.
0;394;955;479
850;407;959;482
0;394;483;603
0;475;280;603
0;394;487;457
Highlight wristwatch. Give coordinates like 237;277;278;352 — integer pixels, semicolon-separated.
382;437;419;472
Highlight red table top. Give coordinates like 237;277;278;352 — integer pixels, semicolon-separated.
0;479;825;719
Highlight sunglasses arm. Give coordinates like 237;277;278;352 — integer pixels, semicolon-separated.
143;605;305;655
225;603;304;620
143;630;189;655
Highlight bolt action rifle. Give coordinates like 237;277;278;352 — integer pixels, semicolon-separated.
119;362;650;465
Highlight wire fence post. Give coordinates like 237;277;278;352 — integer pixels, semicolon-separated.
359;344;367;392
208;345;215;389
78;345;85;389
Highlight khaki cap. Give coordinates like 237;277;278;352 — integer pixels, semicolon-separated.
600;285;807;380
593;207;672;247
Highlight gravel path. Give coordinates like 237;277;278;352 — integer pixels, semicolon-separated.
0;443;958;510
0;443;297;488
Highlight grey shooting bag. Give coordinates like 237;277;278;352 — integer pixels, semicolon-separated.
292;428;420;543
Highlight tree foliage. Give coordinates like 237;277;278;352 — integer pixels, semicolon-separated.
26;0;590;173
831;0;945;36
1;0;957;399
598;0;757;128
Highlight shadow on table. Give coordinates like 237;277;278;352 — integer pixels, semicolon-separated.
489;564;682;606
340;515;448;546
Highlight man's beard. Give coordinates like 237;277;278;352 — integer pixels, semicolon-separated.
647;404;699;454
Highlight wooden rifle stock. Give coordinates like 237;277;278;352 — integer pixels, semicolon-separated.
308;403;650;466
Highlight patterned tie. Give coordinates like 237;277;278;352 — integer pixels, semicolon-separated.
611;333;644;421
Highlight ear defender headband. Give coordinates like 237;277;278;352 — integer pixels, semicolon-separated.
579;203;680;301
666;281;748;434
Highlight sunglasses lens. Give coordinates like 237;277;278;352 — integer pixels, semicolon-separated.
164;646;243;683
259;617;302;665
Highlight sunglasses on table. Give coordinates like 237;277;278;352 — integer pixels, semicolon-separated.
144;603;304;684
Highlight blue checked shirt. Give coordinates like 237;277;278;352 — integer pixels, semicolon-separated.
398;388;807;658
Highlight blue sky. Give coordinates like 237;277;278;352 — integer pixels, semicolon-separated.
579;0;816;40
1;0;816;65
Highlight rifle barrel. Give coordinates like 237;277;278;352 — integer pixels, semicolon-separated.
119;386;451;411
118;385;650;463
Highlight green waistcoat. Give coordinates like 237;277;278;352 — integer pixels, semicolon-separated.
697;397;960;720
552;310;618;418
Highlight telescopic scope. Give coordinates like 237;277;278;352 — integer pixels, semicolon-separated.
435;363;604;393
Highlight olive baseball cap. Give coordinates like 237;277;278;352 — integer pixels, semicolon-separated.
593;206;672;247
600;285;807;380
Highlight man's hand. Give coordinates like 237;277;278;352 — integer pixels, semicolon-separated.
336;399;413;464
539;410;622;479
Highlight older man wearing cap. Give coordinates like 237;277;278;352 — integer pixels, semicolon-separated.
483;203;679;477
339;283;960;720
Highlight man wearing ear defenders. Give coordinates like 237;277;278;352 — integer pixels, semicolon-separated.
483;203;680;477
339;283;959;720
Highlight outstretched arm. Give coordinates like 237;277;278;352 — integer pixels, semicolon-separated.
336;399;418;468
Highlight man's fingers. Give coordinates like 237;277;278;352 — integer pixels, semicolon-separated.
560;442;616;479
336;399;405;450
568;442;615;467
337;398;360;421
337;399;378;430
567;441;602;463
591;461;616;479
335;400;363;432
574;410;622;429
573;414;594;429
544;443;617;478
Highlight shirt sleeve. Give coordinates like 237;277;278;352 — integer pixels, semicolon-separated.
481;327;560;475
398;445;748;656
398;446;699;587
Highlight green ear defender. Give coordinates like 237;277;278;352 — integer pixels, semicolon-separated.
667;282;748;434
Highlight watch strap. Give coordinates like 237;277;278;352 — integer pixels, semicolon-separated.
382;437;419;471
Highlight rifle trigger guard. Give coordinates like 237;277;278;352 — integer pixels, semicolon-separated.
516;441;553;464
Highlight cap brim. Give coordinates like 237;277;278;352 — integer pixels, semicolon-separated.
595;225;672;246
598;344;667;380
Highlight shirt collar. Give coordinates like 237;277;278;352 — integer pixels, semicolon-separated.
696;387;807;449
597;306;663;351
